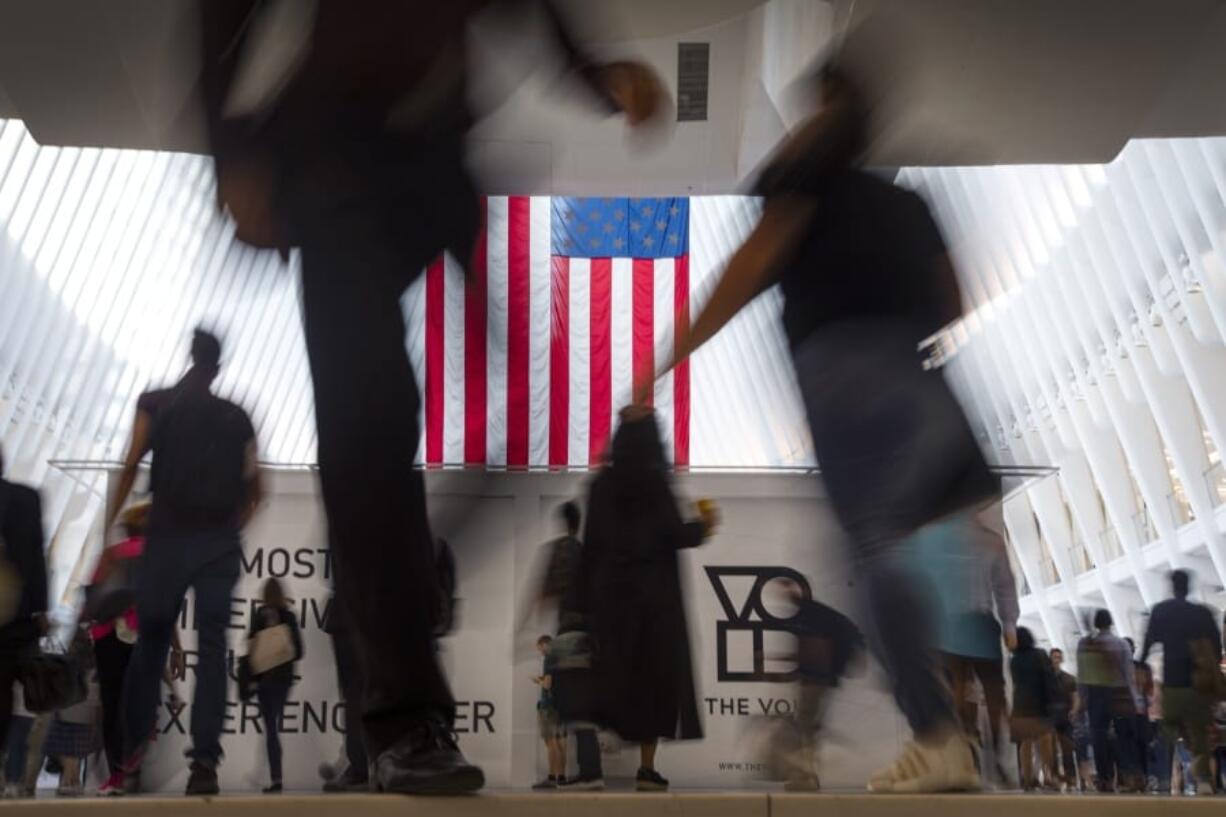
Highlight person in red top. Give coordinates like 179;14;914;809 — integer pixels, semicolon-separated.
89;504;184;796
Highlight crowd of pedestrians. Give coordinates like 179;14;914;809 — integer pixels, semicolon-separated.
4;0;1226;803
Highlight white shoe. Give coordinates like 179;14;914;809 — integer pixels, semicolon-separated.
868;733;981;794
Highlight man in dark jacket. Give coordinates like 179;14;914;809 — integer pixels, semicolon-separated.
198;0;664;796
1142;570;1222;795
0;446;48;757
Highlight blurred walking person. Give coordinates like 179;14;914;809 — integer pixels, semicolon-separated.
1008;628;1058;791
199;0;664;795
762;578;864;791
0;446;48;771
581;408;717;791
524;501;605;791
249;578;304;794
907;509;1017;784
650;64;998;792
1076;609;1140;792
107;329;262;795
1141;570;1222;796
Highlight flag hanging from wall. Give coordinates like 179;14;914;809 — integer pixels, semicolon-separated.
423;196;690;470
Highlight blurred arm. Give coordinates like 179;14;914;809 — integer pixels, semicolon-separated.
105;409;152;533
990;533;1020;637
23;490;48;620
239;439;263;529
1117;639;1140;712
289;610;305;662
1140;607;1159;663
1208;606;1223;661
650;198;813;398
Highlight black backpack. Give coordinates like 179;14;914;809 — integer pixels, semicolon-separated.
150;390;251;525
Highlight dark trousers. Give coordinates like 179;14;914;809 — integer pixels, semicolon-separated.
1086;686;1136;786
257;682;290;784
330;608;368;776
93;632;133;775
1133;714;1150;779
0;640;23;757
123;535;241;764
299;210;453;756
793;324;993;740
4;714;34;782
574;728;602;780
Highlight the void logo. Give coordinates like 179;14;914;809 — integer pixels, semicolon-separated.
704;566;812;682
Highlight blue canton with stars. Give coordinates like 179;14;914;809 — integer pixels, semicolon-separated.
551;197;688;258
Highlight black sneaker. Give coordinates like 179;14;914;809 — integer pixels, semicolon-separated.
560;776;606;791
323;765;370;793
531;776;558;790
636;768;669;791
374;716;485;795
185;762;220;797
262;782;283;794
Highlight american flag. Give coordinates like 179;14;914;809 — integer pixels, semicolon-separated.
420;196;690;469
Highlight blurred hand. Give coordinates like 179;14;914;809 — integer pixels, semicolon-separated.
619;403;654;424
602;61;664;127
1004;626;1018;652
217;158;285;252
170;645;187;680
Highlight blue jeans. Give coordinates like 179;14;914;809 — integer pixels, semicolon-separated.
123;529;241;765
1085;686;1137;786
792;321;995;740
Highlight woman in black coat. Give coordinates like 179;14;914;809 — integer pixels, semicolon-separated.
250;578;304;793
582;407;715;791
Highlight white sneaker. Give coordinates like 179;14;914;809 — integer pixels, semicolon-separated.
868;733;981;794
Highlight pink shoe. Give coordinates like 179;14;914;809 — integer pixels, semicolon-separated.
97;771;125;797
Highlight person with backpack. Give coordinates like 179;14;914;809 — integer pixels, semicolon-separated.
105;328;262;796
248;578;304;794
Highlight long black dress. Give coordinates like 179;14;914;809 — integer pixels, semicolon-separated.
582;415;705;742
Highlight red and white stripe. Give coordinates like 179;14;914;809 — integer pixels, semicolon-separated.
423;195;690;469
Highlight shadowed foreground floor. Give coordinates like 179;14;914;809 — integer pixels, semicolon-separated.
2;792;1224;816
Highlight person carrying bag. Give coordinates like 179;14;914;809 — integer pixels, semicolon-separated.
246;578;303;793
